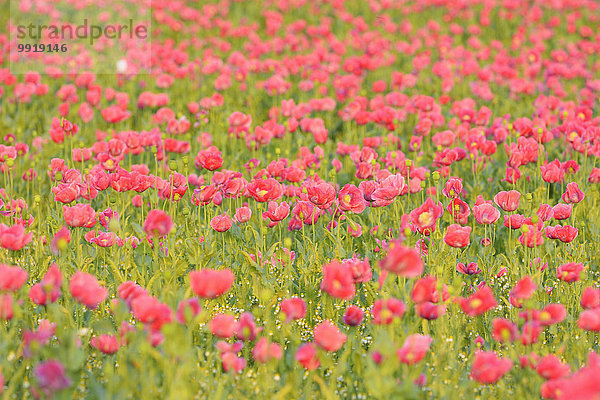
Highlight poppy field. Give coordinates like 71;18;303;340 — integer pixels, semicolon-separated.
1;0;600;398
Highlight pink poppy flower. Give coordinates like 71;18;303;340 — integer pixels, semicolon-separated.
320;261;355;300
295;343;320;370
536;355;570;380
69;271;108;309
252;337;282;363
63;204;97;228
307;182;336;209
189;269;235;299
314;320;347;352
0;223;32;251
442;177;463;198
247;178;283;202
444;224;471;248
473;203;500;225
210;314;236;338
210;214;233;232
338;184;366;214
581;287;600;309
143;210;173;238
562;182;584;204
101;105;131;124
262;201;290;227
0;264;27;291
0;294;13;320
175;298;202;324
470;351;513;384
411;276;448;304
519;226;544;248
578;308;600;331
397;334;432;365
195;146;223;171
458;286;497;316
552;204;572;220
235;312;260;342
131;295;174;331
234;206;252;224
29;264;62;305
91;334;120;355
342;305;364;326
379;241;424;277
409;197;443;235
372;298;406;324
509;276;537;308
280;297;306;322
557;262;584;283
494;190;521;212
491;319;518;343
34;360;71;396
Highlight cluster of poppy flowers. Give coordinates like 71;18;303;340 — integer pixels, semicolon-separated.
2;0;600;398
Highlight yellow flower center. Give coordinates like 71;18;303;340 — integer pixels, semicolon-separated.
380;309;393;321
470;299;482;308
418;212;434;226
